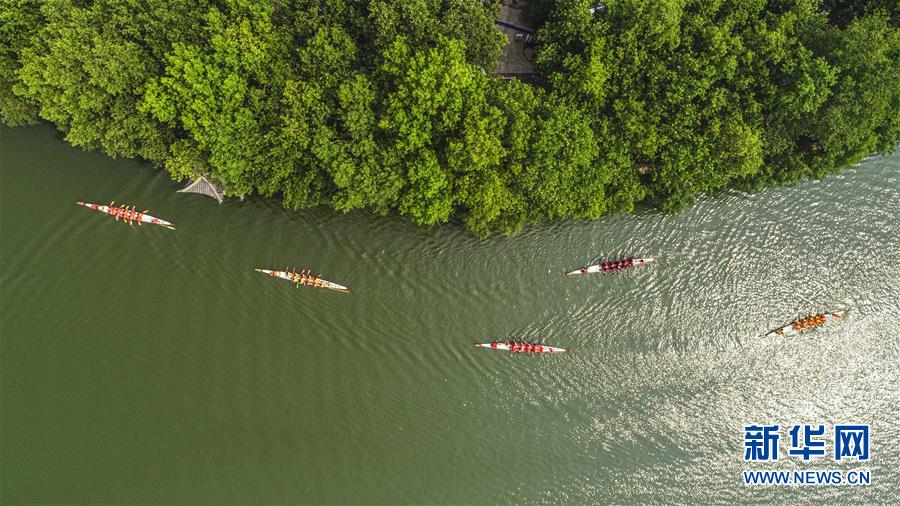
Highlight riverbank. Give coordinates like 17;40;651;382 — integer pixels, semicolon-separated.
4;1;897;236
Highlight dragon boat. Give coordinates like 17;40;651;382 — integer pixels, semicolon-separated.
566;257;654;276
77;201;175;230
474;341;569;354
255;267;350;293
761;310;848;338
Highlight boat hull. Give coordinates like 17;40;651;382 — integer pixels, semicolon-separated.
474;342;569;353
255;268;350;292
566;257;654;276
77;201;175;229
762;310;848;338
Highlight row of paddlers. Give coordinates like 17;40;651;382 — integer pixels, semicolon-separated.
76;201;848;353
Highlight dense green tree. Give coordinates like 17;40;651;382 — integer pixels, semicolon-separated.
141;0;291;195
734;4;900;189
367;0;505;69
535;0;769;210
822;0;899;27
806;13;900;170
379;36;492;225
534;0;899;210
2;0;897;235
10;0;213;158
14;1;173;160
0;0;44;125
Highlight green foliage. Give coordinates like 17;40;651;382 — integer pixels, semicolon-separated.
822;0;900;27
367;0;505;69
0;0;43;124
13;0;187;161
2;0;897;235
536;0;899;210
809;13;900;167
141;0;291;195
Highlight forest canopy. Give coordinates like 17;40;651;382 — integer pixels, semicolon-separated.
2;0;898;235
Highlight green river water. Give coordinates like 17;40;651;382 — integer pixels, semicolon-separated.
1;124;898;504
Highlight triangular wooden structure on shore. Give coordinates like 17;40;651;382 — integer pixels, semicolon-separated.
177;174;225;204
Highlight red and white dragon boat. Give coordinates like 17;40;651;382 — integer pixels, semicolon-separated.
77;201;175;230
474;341;569;354
761;310;848;338
566;257;654;276
255;267;350;293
